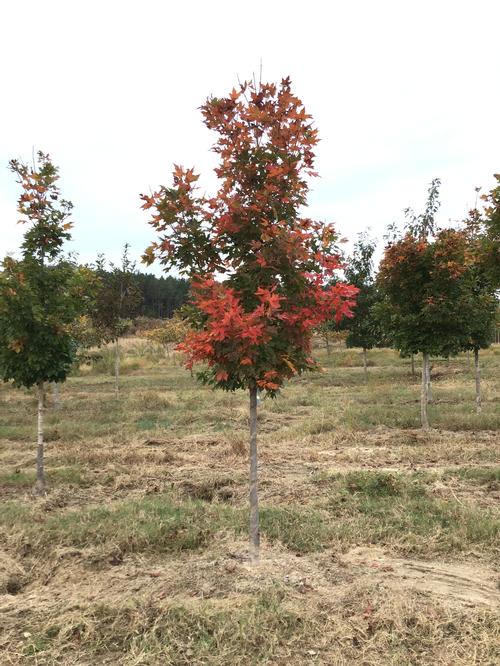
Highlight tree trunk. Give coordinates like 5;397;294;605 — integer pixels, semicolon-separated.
36;381;46;495
467;349;471;370
410;354;415;378
421;352;430;430
325;334;331;356
52;382;61;411
362;348;368;381
474;348;481;413
115;338;120;398
426;358;433;403
249;386;260;564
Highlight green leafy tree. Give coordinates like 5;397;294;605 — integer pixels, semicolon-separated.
479;176;500;288
342;232;386;379
142;77;357;561
377;180;472;428
0;152;89;494
91;244;143;397
460;202;499;411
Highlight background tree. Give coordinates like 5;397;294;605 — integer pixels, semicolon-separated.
315;323;347;355
141;312;191;361
134;273;190;318
460;201;499;412
377;180;471;428
0;152;88;495
478;175;500;288
341;232;386;379
91;245;143;397
142;77;357;562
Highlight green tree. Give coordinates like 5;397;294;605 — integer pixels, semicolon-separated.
479;175;500;288
0;152;88;494
342;232;386;379
91;245;143;397
377;180;471;428
460;204;499;412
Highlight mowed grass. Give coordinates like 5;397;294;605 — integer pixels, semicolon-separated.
0;340;499;665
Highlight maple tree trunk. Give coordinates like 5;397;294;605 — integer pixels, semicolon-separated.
410;354;415;378
115;338;120;399
249;386;260;564
421;352;430;430
474;348;481;413
426;358;433;403
36;381;46;496
362;348;368;381
52;382;61;411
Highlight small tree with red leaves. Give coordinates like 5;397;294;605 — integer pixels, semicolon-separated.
141;77;356;562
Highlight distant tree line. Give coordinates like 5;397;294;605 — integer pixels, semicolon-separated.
133;272;190;319
92;266;190;319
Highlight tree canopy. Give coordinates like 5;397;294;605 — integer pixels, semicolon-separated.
0;152;89;388
142;77;357;394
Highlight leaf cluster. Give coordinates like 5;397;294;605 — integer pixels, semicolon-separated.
341;233;387;350
0;153;92;388
0;257;90;387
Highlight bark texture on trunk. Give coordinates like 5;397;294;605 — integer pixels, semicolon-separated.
36;381;46;495
426;358;433;403
421;352;430;429
362;348;368;381
474;348;481;413
52;382;61;411
115;338;120;399
249;386;260;564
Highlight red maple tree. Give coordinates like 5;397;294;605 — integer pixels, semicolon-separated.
141;77;357;560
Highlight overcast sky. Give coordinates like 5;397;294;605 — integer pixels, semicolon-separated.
1;0;499;274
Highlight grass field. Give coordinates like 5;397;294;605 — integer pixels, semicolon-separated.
0;341;499;665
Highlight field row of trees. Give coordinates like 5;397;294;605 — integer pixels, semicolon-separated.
330;177;499;428
1;78;498;562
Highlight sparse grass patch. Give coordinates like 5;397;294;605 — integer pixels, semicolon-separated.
2;494;334;557
0;500;32;527
0;466;89;488
444;466;500;486
18;589;312;664
259;506;331;553
322;470;499;557
36;495;215;555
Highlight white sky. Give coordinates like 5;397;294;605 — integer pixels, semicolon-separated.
1;0;499;273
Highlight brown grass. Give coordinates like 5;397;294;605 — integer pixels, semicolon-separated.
0;343;499;664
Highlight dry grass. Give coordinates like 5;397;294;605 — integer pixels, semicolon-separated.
0;343;499;664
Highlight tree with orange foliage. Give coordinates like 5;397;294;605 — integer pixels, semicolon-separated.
141;77;357;562
377;180;490;428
